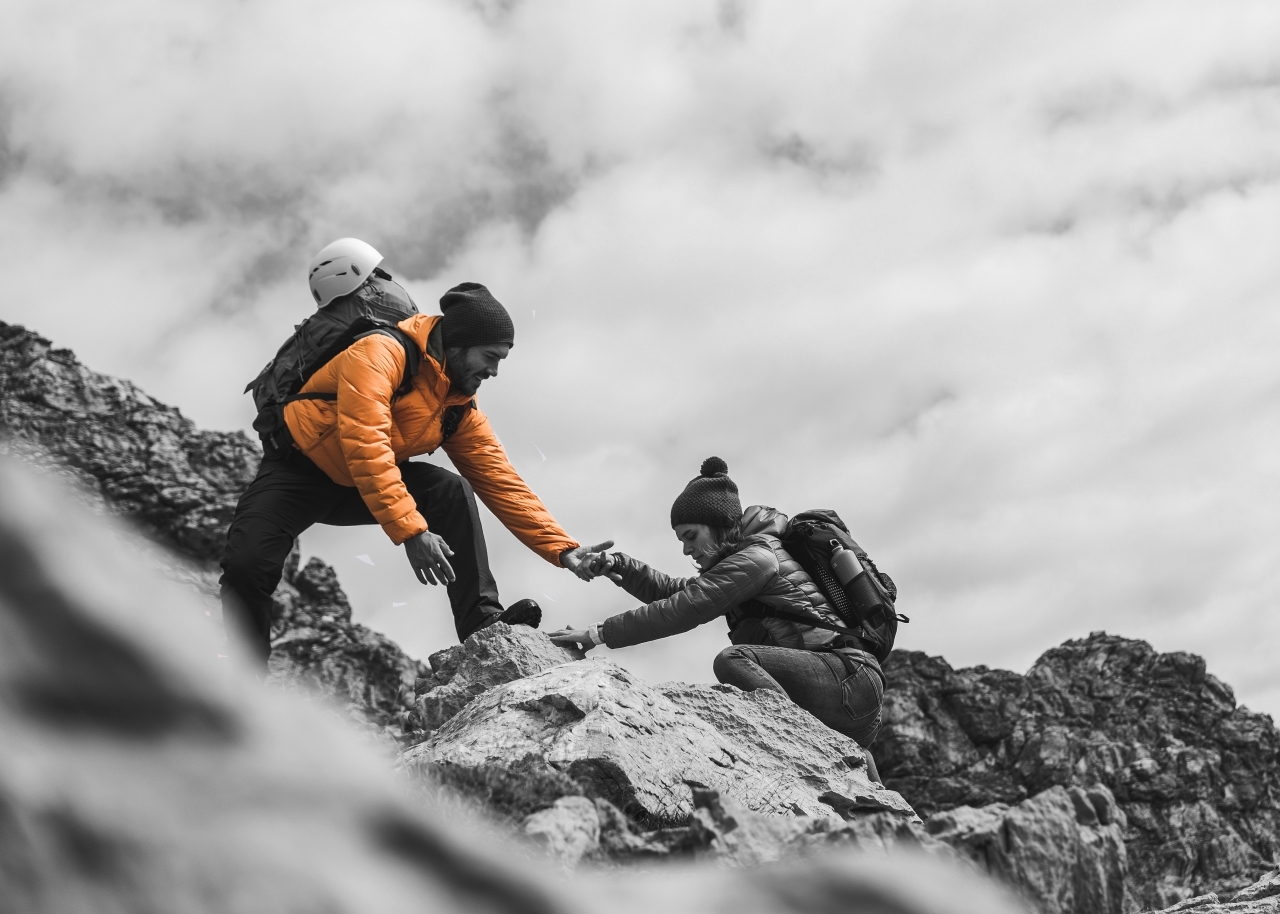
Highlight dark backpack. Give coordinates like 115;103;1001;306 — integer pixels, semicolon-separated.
245;268;426;460
741;509;906;663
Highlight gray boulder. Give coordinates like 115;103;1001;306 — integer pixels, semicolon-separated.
926;785;1128;914
417;623;583;732
522;796;603;867
403;654;913;826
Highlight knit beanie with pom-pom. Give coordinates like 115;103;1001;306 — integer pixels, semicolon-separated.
670;457;743;529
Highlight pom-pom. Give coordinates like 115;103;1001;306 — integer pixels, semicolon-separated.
700;456;728;477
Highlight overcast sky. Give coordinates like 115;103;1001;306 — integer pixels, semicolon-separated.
3;0;1280;716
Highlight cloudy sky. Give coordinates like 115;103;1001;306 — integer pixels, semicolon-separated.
3;0;1280;715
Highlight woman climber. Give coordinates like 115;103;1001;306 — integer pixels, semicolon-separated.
548;457;885;782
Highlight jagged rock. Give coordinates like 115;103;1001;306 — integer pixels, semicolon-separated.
522;797;602;866
926;785;1128;914
0;320;427;740
876;635;1280;909
268;553;428;738
1146;869;1280;912
515;780;941;871
0;453;1031;914
1232;871;1280;905
0;320;258;563
417;623;583;732
403;654;914;827
651;783;941;868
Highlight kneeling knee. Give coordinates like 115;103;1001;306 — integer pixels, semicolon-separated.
713;645;749;683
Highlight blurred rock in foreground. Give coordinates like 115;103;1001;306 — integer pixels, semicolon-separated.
0;455;1030;914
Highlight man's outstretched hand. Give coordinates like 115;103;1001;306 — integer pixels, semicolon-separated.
405;532;456;585
560;541;614;581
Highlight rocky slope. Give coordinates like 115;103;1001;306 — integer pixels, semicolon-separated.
876;637;1280;910
0;454;1031;914
3;319;1278;912
0;320;425;738
403;623;1133;914
406;624;911;826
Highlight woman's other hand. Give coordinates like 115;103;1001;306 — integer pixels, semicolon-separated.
549;628;596;652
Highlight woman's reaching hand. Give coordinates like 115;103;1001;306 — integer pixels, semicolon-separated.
560;541;615;581
549;628;597;652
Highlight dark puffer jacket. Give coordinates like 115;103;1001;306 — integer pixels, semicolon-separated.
599;505;847;650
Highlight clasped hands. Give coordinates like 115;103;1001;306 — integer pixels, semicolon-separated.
549;542;618;652
404;535;617;587
405;532;615;652
558;541;616;582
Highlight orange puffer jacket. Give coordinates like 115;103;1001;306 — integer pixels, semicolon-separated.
283;313;577;563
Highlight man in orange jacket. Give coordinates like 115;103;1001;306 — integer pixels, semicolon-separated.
220;262;608;668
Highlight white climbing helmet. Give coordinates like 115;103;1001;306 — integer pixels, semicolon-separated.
307;238;384;308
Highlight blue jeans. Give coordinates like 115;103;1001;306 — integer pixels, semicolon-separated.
713;644;885;752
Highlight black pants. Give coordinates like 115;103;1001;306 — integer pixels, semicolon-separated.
219;452;502;667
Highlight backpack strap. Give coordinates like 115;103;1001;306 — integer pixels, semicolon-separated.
281;327;420;404
737;599;859;640
738;599;909;644
440;400;475;444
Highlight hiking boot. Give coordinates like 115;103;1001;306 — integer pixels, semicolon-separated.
461;599;542;641
493;598;542;629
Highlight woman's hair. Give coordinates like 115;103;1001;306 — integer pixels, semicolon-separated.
704;520;745;566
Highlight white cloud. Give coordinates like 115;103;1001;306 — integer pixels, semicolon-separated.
3;0;1280;715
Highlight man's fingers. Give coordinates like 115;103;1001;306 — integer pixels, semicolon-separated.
587;540;615;554
438;555;457;584
440;540;455;557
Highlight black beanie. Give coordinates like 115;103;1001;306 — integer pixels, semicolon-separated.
670;457;743;529
439;282;515;349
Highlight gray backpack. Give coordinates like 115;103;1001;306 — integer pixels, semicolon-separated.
244;268;420;459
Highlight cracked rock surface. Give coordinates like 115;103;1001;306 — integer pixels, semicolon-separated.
405;646;912;826
927;785;1128;914
876;635;1280;910
418;622;584;734
1146;869;1280;913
